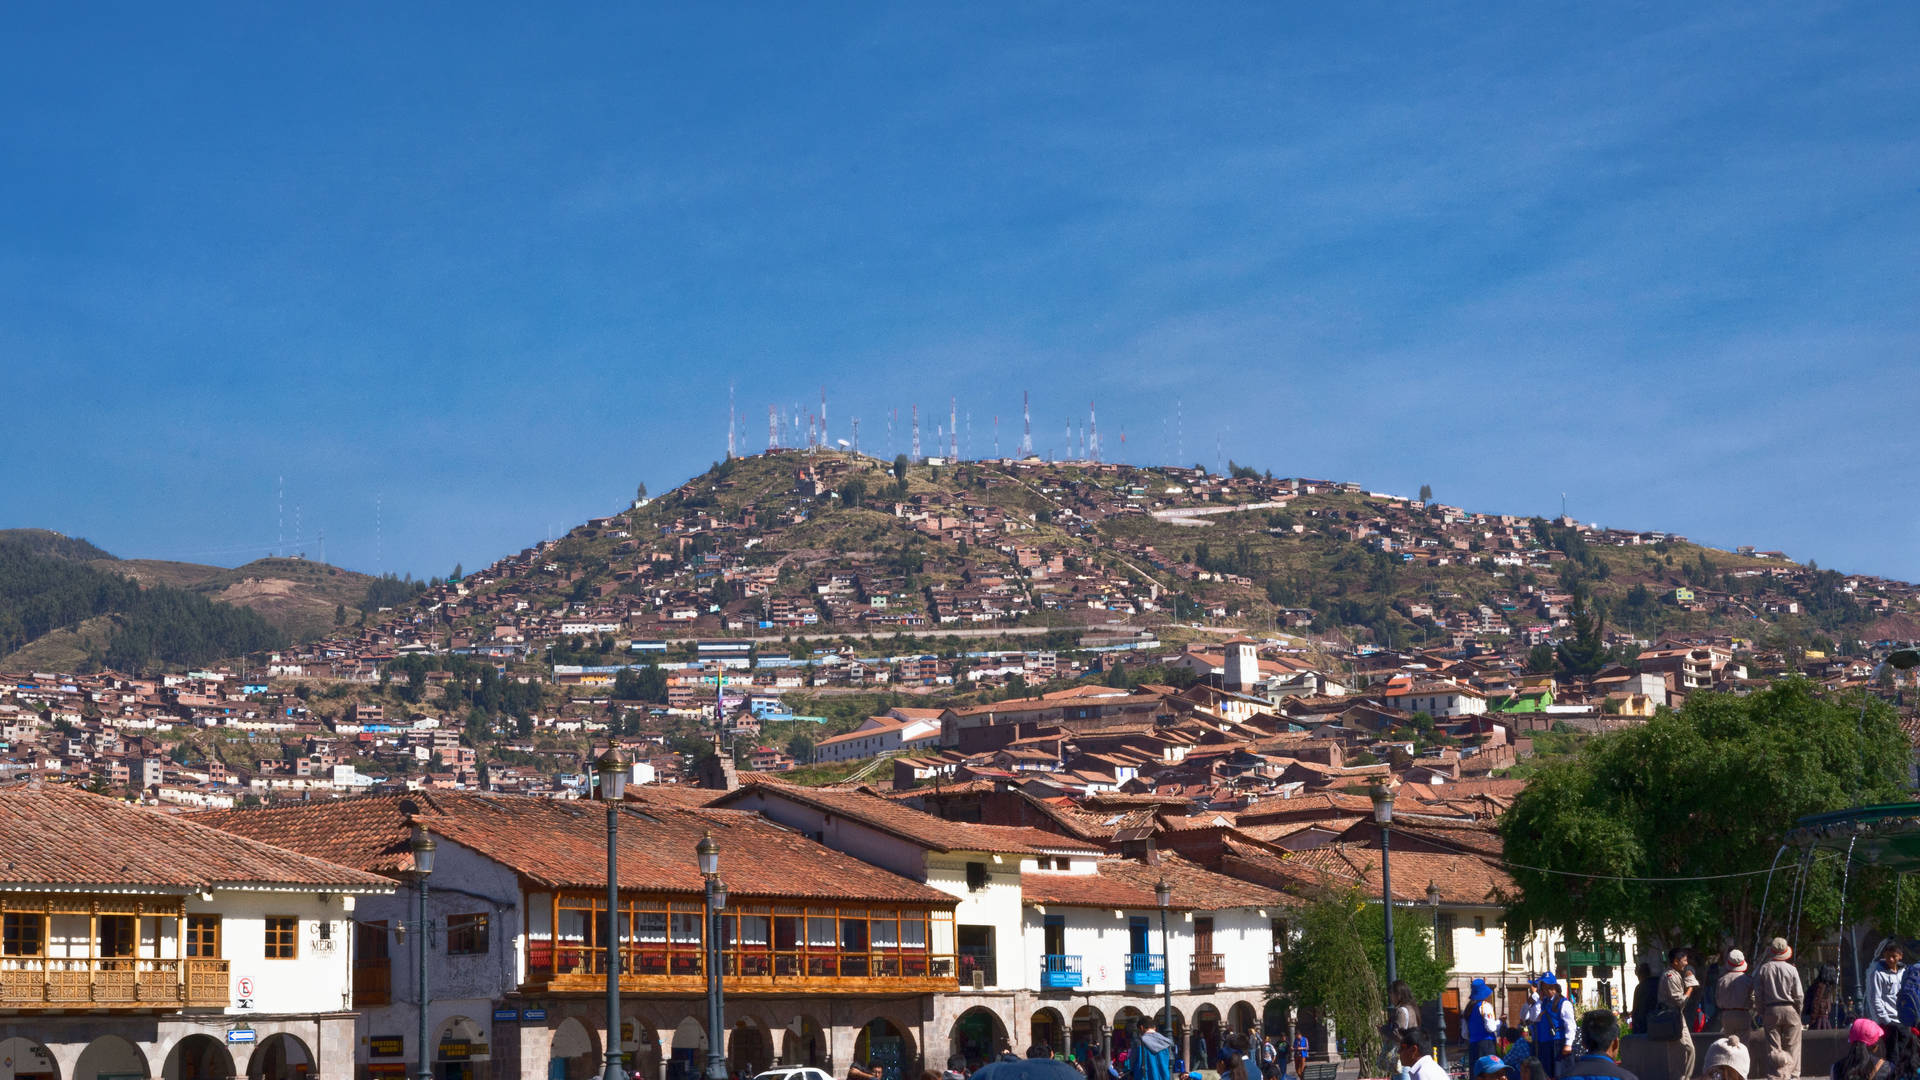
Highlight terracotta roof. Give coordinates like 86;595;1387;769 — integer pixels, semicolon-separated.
201;791;952;905
1280;843;1513;906
1020;853;1296;911
0;782;391;893
711;781;1046;855
968;825;1104;854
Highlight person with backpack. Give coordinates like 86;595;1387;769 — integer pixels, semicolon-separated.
1254;1032;1280;1080
1753;939;1805;1080
1532;975;1575;1079
1129;1017;1174;1080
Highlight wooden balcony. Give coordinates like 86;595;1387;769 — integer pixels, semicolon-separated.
0;958;229;1010
524;945;958;996
1191;953;1227;988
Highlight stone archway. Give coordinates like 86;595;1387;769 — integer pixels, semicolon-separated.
950;1006;1009;1071
668;1017;708;1080
74;1037;149;1080
854;1017;916;1080
621;1015;662;1080
0;1036;60;1080
1111;1007;1146;1060
1190;1004;1222;1070
553;1018;601;1080
1029;1007;1067;1058
245;1034;312;1080
1070;1005;1106;1065
728;1017;775;1078
1228;1002;1260;1040
162;1035;234;1080
779;1015;828;1068
1152;1006;1185;1071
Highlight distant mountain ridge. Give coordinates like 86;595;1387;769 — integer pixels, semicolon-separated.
0;530;376;672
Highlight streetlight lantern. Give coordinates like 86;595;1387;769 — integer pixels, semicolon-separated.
1370;780;1396;825
1154;878;1172;910
598;748;630;1080
407;823;435;1080
697;832;721;878
1426;881;1440;908
597;746;629;801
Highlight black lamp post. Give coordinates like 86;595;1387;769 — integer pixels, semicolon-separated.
1371;781;1398;986
597;748;630;1080
1155;878;1174;1062
1427;881;1444;1068
699;832;730;1080
408;823;437;1080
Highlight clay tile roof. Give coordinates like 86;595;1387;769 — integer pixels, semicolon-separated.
712;781;1044;855
1020;853;1295;911
200;791;951;905
968;825;1104;854
0;782;391;892
1283;843;1513;905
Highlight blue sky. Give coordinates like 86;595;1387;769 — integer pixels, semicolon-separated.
4;4;1917;580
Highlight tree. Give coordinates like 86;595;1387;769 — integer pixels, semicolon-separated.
1555;589;1610;677
334;603;347;626
1500;680;1910;950
1526;642;1557;674
1419;484;1433;504
840;477;867;508
635;481;648;502
893;454;910;481
1278;891;1444;1068
786;732;815;764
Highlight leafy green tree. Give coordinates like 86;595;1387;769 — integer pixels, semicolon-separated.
786;732;815;764
1526;643;1557;674
1500;681;1909;949
840;477;867;508
1279;892;1444;1068
1419;484;1433;504
893;454;909;481
334;603;347;626
1556;589;1610;676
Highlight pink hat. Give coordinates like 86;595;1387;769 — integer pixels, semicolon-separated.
1851;1019;1886;1046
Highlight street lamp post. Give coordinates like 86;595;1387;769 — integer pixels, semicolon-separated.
1371;782;1398;986
1156;878;1174;1065
409;824;437;1080
1427;882;1445;1069
597;749;630;1080
699;833;730;1080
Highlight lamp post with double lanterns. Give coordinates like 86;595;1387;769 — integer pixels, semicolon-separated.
1155;877;1173;1061
596;749;630;1080
698;833;730;1080
408;824;437;1080
1370;781;1398;986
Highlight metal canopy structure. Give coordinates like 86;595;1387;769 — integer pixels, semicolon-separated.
1788;802;1920;872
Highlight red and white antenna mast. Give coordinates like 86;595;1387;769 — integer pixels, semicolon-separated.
911;404;921;462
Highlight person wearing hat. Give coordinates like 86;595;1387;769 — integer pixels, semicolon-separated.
1866;942;1904;1028
1466;978;1500;1067
1752;938;1804;1080
1560;1009;1637;1080
1475;1058;1514;1080
1531;974;1575;1079
1715;950;1755;1035
1832;1018;1891;1080
1659;947;1697;1080
1702;1036;1751;1080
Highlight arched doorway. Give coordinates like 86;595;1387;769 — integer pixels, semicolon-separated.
0;1037;59;1080
621;1017;662;1080
950;1006;1008;1070
1152;1006;1185;1072
437;1017;486;1080
1111;1007;1146;1060
779;1016;827;1068
246;1035;312;1080
1071;1005;1106;1065
75;1038;148;1080
1262;1000;1290;1040
668;1018;708;1080
552;1018;601;1080
164;1035;235;1080
854;1018;915;1080
1029;1008;1067;1059
1228;1003;1259;1040
1190;1004;1222;1071
728;1018;774;1078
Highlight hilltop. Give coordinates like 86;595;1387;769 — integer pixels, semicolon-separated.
0;530;378;672
340;450;1917;669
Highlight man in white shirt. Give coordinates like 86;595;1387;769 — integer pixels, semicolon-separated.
1398;1029;1448;1080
